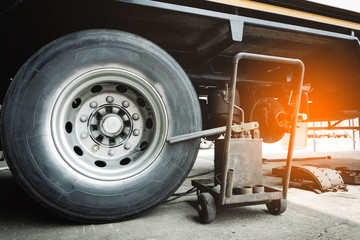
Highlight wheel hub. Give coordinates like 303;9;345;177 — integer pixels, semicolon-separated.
100;114;124;137
89;105;132;147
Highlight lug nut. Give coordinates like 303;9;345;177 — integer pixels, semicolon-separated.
132;113;140;120
133;129;140;136
80;132;89;139
106;96;114;103
124;142;131;150
122;101;130;108
108;149;116;156
92;145;100;152
90;101;98;108
80;115;88;122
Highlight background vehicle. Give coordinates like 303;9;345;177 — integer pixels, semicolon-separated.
1;0;360;222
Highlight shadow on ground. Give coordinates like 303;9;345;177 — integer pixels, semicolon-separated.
0;171;69;225
2;152;360;240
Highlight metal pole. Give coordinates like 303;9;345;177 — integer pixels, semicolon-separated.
358;118;360;150
352;119;355;150
313;127;316;152
282;61;305;200
220;52;243;205
167;122;258;144
167;126;228;144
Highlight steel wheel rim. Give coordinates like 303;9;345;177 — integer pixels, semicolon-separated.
51;68;168;181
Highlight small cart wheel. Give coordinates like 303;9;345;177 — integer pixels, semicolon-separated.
266;199;287;215
197;193;216;223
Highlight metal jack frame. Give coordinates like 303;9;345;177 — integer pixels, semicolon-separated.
191;52;305;223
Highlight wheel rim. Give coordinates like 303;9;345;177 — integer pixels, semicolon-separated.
51;68;168;181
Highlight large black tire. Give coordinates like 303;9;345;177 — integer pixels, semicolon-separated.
0;30;201;222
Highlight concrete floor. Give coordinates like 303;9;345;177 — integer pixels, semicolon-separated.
1;148;360;239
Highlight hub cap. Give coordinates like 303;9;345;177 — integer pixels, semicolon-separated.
100;114;124;138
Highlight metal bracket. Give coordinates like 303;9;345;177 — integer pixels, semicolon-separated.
230;19;244;42
231;122;258;132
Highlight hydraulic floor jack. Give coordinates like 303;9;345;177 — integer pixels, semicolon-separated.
169;52;305;223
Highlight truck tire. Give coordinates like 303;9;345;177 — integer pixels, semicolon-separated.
0;30;201;222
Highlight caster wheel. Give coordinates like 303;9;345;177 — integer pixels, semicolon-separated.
197;193;216;223
266;199;287;215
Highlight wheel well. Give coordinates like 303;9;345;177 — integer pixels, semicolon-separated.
2;0;360;121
